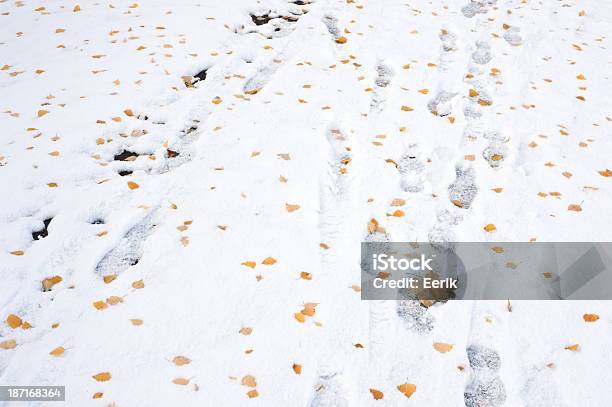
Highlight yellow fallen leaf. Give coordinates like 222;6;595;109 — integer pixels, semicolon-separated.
6;314;22;329
50;346;65;357
370;389;384;400
37;110;49;118
397;383;417;398
93;301;108;310
484;224;497;233
242;261;256;269
433;342;453;353
92;372;111;382
401;105;414;112
294;312;305;323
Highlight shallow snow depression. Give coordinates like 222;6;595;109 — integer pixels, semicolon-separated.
1;0;612;406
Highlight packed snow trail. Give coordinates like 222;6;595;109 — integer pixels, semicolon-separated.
1;0;612;406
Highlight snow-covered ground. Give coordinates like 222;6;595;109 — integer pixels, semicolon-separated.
1;0;611;405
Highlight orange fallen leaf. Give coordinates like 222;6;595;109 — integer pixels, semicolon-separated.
6;314;22;329
370;388;384;400
92;372;111;382
173;356;191;366
127;181;139;190
583;314;599;322
239;327;252;336
42;275;62;290
50;346;65;357
292;363;302;374
173;378;189;385
300;271;312;280
130;319;143;326
246;389;259;398
241;375;257;387
262;257;276;265
565;344;579;351
0;339;17;349
93;301;108;310
335;36;347;44
242;261;256;269
286;203;301;212
397;383;417;398
294;312;305;323
484;224;497;232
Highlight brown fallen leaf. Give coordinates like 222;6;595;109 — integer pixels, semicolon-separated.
132;279;144;289
10;250;24;256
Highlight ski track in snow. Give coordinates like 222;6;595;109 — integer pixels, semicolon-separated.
1;0;612;405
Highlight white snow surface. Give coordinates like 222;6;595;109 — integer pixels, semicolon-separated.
1;0;612;405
